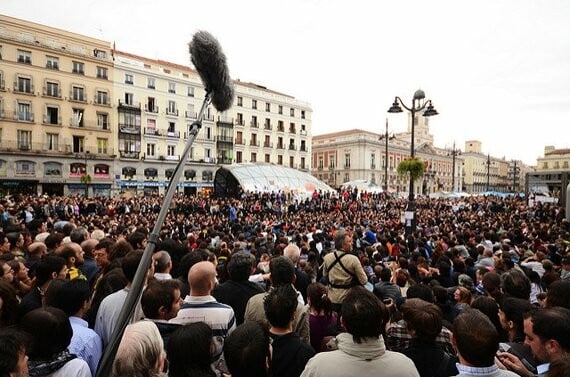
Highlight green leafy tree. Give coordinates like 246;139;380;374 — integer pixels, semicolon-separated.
397;158;426;182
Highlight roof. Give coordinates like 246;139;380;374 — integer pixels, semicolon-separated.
214;163;335;198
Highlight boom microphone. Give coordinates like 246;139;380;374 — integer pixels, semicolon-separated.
189;31;234;112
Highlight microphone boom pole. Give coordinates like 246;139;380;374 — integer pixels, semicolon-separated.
96;93;212;377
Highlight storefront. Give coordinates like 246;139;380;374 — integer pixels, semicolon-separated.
0;180;38;196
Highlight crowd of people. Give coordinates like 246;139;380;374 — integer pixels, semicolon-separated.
0;188;569;377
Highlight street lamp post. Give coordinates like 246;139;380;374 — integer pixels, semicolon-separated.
388;89;438;235
84;150;90;197
449;142;461;192
486;154;491;192
512;160;518;192
378;118;395;193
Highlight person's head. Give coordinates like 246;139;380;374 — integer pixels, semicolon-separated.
283;243;301;266
0;233;10;254
20;307;72;361
452;309;499;367
126;231;147;250
152;250;172;274
34;255;67;287
379;267;392;282
264;284;297;330
501;269;531;301
545;280;570;310
44;233;64;251
401;298;443;342
498;297;532;341
141;279;183;321
0;281;18;327
0;329;28;377
167;322;215;377
188;261;217;296
406;283;434;303
111;320;165;377
453;286;472;305
482;271;502;301
523;307;570;364
81;238;98;258
333;230;351;252
226;252;255;282
69;227;89;245
26;242;47;259
109;239;135;261
341;286;388;343
224;322;271;377
55;242;85;267
122;250;145;283
306;282;333;317
0;262;14;284
48;279;91;317
471;296;503;338
269;256;295;286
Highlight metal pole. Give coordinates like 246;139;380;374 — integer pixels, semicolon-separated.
486;154;490;192
513;160;517;192
451;142;456;192
84;151;89;198
405;106;416;235
96;93;212;377
385;118;389;192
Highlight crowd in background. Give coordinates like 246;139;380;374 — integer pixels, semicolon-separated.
0;189;569;377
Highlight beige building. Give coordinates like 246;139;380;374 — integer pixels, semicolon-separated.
536;146;570;171
0;14;312;197
312;115;462;195
0;14;115;196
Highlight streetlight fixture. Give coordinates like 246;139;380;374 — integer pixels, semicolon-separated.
378;118;395;193
387;89;438;234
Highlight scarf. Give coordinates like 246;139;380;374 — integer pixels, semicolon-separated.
28;349;76;377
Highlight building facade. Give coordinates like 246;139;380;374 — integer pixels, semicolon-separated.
0;15;312;197
311;115;463;195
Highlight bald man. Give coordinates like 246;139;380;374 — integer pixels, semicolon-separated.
170;261;236;363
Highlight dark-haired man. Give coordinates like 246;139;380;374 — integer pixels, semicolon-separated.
301;286;418;377
0;329;29;377
141;279;182;347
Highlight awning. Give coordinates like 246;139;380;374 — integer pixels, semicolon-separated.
144;168;158;177
184;169;196;179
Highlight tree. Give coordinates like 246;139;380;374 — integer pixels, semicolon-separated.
80;173;91;197
397;158;426;182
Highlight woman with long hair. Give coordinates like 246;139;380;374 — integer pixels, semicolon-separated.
307;282;337;352
167;322;216;377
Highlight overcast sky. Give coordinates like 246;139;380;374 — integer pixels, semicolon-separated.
3;0;570;165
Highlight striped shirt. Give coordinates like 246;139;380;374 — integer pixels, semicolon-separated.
170;295;236;359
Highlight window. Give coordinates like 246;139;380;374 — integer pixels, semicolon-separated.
45;105;59;125
168;82;176;94
17;130;32;149
187;86;194;97
72;136;85;153
301;110;306;119
147;97;157;112
97;113;109;130
168;122;176;133
371;153;376;169
236;151;243;163
265;102;271;112
125;73;134;85
167;145;175;156
237;96;243;106
264;118;271;129
96;90;108;105
251;116;258;127
290;156;294;168
167;100;177;115
300;157;305;169
345;154;351;168
44;162;62;176
252;99;257;110
46;133;59;151
17;102;32;121
17;50;31;64
265;154;270;163
146;143;156;157
46;56;59;70
251;152;257;163
278;120;284;132
15;161;35;175
277;155;283;165
97;138;108;154
205;127;212;140
290;108;295;117
96;66;108;79
72;86;85;102
289;123;296;133
236;113;243;125
72;108;84;127
72;61;85;75
125;92;134;105
278;105;283;115
300;140;306;151
45;81;60;97
17;77;32;93
147;78;155;89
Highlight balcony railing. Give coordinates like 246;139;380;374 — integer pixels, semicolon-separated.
166;108;179;116
289;144;296;151
216;136;233;143
13;83;34;94
43;87;61;98
118;100;141;110
235;138;245;145
264;123;272;130
43;115;62;125
249;140;260;147
119;124;141;134
144;105;159;114
217;157;232;164
263;142;273;148
250;121;259;128
276;143;285;149
185;111;197;119
144;127;161;136
119;151;140;159
300;145;307;152
166;130;180;138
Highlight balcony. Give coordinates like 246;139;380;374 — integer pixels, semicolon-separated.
43;115;62;126
166;130;180;138
300;130;307;136
144;104;159;114
249;140;260;147
119;124;141;134
276;143;285;150
144;127;161;136
204;114;215;122
263;141;273;148
235;138;245;145
185;111;197;119
289;128;296;134
300;145;307;152
166;155;180;161
94;96;111;106
217;157;232;164
264;123;272;130
119;150;140;159
46;61;59;70
235;119;244;127
216;135;233;143
17;56;32;64
289;144;296;151
15;112;34;122
277;125;285;133
118;100;141;110
166;108;179;117
250;121;259;128
69;92;87;103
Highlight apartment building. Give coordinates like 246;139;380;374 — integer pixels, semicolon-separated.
0;14;312;197
0;14;115;196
